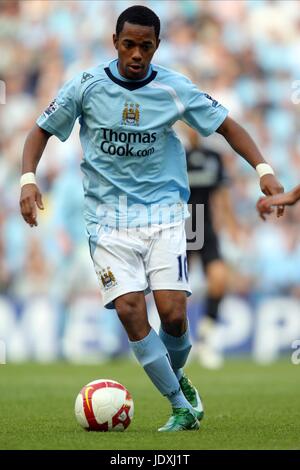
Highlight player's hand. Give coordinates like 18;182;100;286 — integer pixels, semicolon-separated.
259;174;284;218
19;184;44;227
257;191;294;221
256;196;274;220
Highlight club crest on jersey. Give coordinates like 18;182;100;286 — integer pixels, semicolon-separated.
98;267;117;290
122;102;140;126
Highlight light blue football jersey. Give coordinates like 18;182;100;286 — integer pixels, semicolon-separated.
37;59;228;228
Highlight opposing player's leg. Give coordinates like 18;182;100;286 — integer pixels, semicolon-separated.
190;223;227;369
154;290;204;423
114;291;199;432
198;258;227;369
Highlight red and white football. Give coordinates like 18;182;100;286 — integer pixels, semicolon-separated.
75;379;134;431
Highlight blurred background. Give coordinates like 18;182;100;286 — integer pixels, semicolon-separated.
1;0;300;365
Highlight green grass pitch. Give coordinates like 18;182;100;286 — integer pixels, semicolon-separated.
0;359;299;450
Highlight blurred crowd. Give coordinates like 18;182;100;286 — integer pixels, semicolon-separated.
1;0;300;308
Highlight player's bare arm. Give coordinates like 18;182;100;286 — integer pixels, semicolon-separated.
256;184;300;220
19;124;51;227
216;116;284;217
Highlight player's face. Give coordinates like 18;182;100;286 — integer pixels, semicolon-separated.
113;22;160;80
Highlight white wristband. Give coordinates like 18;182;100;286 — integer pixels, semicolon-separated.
256;163;274;178
20;172;37;188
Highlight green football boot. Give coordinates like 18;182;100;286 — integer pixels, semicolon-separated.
179;373;204;421
158;408;200;432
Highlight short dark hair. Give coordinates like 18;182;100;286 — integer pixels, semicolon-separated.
116;5;160;40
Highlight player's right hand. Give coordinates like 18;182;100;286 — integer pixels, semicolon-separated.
19;184;44;227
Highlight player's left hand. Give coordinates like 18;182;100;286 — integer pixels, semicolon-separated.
259;174;284;218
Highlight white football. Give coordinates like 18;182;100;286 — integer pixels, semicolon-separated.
75;379;134;431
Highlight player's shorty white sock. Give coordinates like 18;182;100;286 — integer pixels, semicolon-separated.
159;325;192;380
129;328;192;410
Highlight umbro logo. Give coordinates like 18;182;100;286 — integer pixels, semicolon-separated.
81;72;94;84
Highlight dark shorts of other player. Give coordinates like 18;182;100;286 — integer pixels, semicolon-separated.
187;221;222;270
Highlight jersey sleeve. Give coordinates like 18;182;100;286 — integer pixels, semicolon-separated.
181;80;228;137
36;76;82;142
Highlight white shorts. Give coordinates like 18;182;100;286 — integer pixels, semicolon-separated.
88;221;192;309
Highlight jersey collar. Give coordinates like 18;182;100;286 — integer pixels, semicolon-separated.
104;59;157;91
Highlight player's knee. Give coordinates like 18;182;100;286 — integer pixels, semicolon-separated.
209;275;227;297
207;262;228;297
115;297;139;322
114;295;149;340
162;318;186;337
208;280;226;298
160;307;186;336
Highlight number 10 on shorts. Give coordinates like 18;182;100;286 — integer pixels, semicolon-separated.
177;255;188;282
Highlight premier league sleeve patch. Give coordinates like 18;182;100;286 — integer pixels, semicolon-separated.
43;99;59;117
203;93;219;108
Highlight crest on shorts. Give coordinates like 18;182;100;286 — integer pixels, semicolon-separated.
122;102;140;126
98;267;117;290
